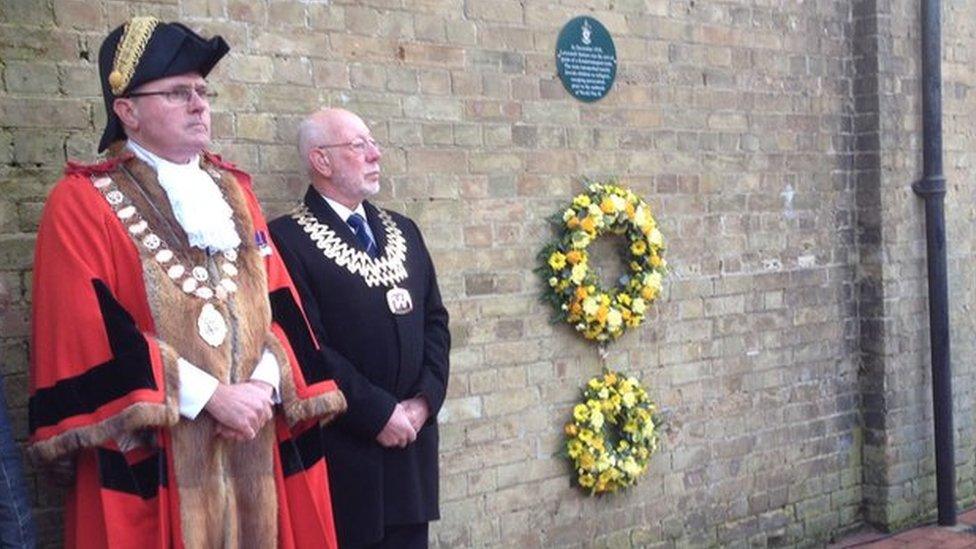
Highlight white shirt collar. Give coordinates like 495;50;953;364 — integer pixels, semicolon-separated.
321;195;367;223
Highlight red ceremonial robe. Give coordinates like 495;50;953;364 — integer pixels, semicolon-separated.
29;148;346;548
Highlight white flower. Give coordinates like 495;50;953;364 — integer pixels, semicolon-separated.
571;263;588;285
571;231;592;249
590;410;604;430
582;297;599;315
631;298;646;314
648;228;664;247
646;271;663;292
610;194;627;212
607;308;623;328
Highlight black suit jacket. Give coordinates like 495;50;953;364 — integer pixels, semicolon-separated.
269;187;450;547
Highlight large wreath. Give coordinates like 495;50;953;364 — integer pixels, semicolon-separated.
538;182;666;343
565;369;660;494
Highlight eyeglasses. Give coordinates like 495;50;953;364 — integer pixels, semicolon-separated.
125;85;217;105
316;137;381;155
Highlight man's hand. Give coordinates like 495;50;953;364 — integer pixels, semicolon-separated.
376;404;417;448
400;396;430;433
205;380;274;440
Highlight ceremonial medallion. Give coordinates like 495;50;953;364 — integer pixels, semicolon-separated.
197;302;227;347
386;287;413;315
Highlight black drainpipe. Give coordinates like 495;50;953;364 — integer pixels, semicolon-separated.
912;0;955;527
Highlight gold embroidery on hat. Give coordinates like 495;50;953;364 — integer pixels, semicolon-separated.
109;16;160;95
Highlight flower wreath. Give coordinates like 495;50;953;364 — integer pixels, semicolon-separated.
537;182;666;344
565;369;660;494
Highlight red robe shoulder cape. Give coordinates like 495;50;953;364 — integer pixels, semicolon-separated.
29;150;346;548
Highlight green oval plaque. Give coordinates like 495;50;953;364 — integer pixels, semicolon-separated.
555;16;617;103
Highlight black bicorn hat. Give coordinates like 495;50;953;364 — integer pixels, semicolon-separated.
97;17;230;152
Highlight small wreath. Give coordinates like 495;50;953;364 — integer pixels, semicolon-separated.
564;369;660;494
537;181;666;344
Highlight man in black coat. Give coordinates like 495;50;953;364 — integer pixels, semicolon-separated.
269;108;450;548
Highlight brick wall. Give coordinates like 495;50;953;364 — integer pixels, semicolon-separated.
855;0;976;531
1;1;973;547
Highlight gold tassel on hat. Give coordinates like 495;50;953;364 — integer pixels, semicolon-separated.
109;16;159;95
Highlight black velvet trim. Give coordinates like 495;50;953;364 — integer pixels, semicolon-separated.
269;288;327;384
96;447;167;500
278;426;324;478
29;279;158;433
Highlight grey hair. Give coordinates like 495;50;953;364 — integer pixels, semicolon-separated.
297;111;332;177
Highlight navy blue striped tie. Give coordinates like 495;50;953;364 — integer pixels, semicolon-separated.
347;213;378;258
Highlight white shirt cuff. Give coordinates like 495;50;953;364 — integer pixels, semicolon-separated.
177;358;219;420
250;349;281;404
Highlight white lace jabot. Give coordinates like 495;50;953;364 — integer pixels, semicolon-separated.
126;140;241;252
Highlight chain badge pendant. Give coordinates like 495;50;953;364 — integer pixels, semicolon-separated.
386;286;413;315
197;302;228;347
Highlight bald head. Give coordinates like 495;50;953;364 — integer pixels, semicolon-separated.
298;107;382;209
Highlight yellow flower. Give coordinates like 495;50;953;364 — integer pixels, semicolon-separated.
580;216;597;233
548;251;566;270
587;378;604;390
603;371;618;385
579;473;595;488
622;458;643;477
600;197;616;214
622;391;637;408
573;194;591;208
640;285;656;301
579;452;596;471
567;439;583;458
595;305;609;324
578;428;594;444
630;240;647;256
649;254;663;268
573;404;589;422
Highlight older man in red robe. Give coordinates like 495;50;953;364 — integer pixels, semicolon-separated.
29;17;345;548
